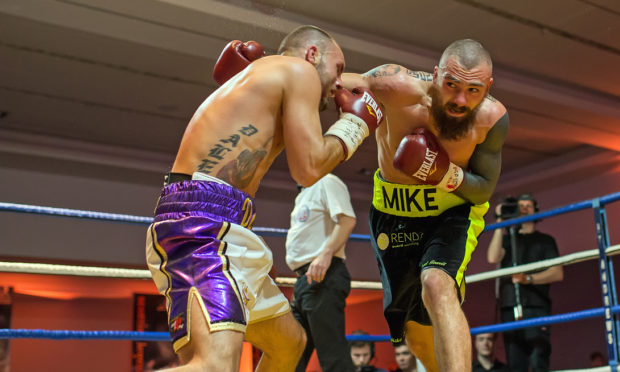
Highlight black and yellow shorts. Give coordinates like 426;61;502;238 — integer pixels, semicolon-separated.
369;170;488;343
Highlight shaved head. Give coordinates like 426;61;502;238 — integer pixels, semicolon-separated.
439;39;492;72
277;25;345;111
277;25;337;55
431;39;494;140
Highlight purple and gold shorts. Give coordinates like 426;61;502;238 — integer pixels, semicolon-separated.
145;173;290;352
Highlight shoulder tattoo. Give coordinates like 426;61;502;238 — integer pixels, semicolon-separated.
485;94;498;102
364;64;401;78
405;69;433;81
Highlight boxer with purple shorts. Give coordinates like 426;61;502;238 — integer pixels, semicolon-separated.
144;25;383;372
147;174;290;351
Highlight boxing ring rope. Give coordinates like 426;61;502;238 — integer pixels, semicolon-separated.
0;202;409;242
1;190;620;370
0;329;170;341
1;244;619;285
1;243;619;338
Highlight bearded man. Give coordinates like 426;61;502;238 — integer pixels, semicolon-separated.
342;39;509;372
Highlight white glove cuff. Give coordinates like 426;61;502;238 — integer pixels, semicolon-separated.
437;162;464;192
324;113;370;161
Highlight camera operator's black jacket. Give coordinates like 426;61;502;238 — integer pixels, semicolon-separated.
499;231;559;312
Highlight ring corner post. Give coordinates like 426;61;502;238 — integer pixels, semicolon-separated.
593;197;619;369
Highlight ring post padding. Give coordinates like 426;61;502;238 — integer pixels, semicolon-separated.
593;199;619;370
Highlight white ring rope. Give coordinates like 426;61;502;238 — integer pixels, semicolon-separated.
0;262;149;279
467;244;620;284
1;244;618;290
554;367;611;372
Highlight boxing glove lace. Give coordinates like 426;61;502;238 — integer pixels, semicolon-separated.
326;87;384;160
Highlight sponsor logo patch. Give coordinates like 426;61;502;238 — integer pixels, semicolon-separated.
297;206;310;223
170;314;185;333
377;233;390;250
422;259;447;268
389;231;424;249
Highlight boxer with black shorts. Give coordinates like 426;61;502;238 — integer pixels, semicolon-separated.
343;39;509;372
145;25;384;372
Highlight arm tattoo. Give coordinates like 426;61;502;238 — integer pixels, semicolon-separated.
454;112;509;205
405;69;433;81
485;94;498;102
364;64;401;78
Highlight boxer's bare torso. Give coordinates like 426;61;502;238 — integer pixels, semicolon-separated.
346;64;506;185
172;55;343;197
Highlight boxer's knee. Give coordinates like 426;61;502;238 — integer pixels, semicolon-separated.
247;312;306;364
280;318;307;358
421;268;458;312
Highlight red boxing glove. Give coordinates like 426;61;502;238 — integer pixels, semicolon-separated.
325;87;384;160
393;128;464;192
213;40;265;85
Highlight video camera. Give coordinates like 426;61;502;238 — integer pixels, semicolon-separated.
499;196;520;220
360;367;379;372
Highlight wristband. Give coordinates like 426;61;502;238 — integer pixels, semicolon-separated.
526;274;534;284
325;113;369;161
437;162;464;192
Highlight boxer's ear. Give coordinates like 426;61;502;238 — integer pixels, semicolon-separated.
305;46;320;66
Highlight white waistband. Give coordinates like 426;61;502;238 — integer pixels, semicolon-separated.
192;172;232;187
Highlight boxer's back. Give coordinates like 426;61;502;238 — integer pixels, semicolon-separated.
171;55;306;196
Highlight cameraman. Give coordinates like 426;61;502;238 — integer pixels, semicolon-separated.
487;194;563;372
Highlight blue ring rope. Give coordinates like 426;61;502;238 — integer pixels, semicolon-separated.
486;190;620;231
0;202;153;225
0;329;170;341
2;304;617;342
2;190;620;237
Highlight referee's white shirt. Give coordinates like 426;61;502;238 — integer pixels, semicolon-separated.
285;173;355;271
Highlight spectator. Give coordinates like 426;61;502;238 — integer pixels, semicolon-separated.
472;333;509;372
390;341;424;372
350;330;388;372
487;193;563;371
